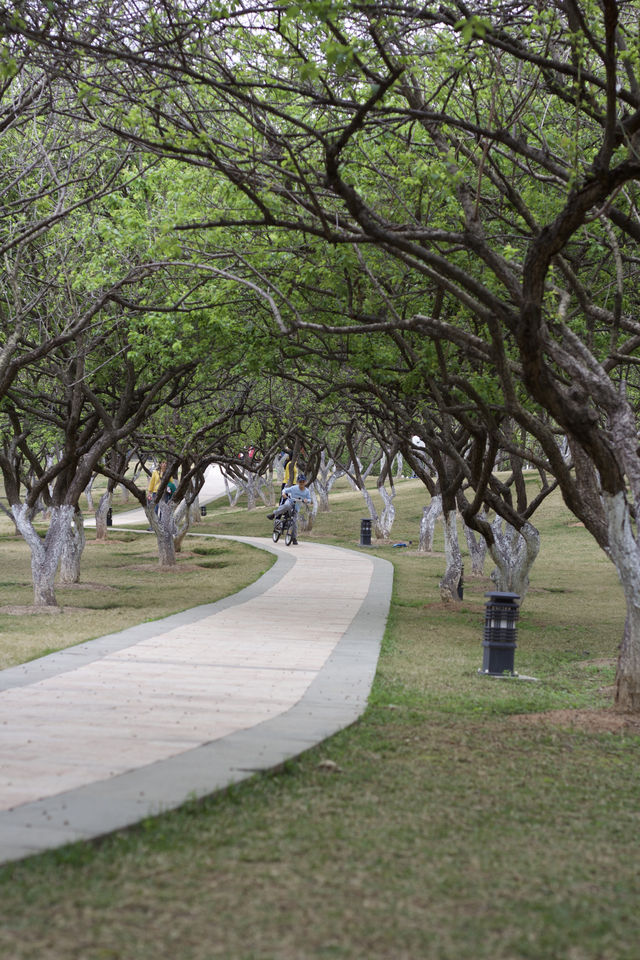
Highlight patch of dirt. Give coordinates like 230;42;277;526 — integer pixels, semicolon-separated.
507;708;640;735
0;605;63;616
126;563;201;573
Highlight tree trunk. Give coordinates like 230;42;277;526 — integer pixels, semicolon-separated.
263;476;276;507
58;509;86;584
94;490;112;541
463;515;488;576
274;452;287;484
84;475;95;512
245;473;260;510
12;503;74;606
378;482;396;539
360;487;382;539
439;509;462;603
173;500;190;553
155;500;177;567
223;472;242;506
314;452;332;512
603;491;640;712
418;495;442;553
488;518;540;600
298;504;313;533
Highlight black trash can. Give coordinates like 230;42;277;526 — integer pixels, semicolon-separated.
481;591;520;676
200;505;207;517
106;508;112;527
360;518;372;546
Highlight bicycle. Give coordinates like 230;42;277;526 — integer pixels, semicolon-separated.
272;503;296;546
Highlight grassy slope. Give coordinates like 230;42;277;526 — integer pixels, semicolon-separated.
0;478;638;960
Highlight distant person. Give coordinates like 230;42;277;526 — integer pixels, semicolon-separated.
267;474;311;546
162;474;177;504
146;460;166;527
283;456;298;488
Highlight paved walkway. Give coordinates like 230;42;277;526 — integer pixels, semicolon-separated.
0;537;392;865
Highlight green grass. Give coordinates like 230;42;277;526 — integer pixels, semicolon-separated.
0;529;274;670
0;477;638;960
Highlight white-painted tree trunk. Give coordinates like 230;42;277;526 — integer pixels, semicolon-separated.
360;487;382;539
223;473;242;507
248;472;264;510
488;518;540;600
463;515;488;576
12;503;74;606
274;453;287;484
602;491;640;712
155;500;177;566
440;509;463;602
84;475;95;512
298;504;313;533
173;500;191;553
378;483;396;539
308;485;320;521
94;491;112;541
59;510;86;584
315;452;343;512
147;501;177;567
418;495;442;553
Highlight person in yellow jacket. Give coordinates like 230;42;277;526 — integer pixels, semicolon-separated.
147;461;166;507
283;457;298;488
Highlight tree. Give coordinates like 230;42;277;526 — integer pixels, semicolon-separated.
7;1;640;707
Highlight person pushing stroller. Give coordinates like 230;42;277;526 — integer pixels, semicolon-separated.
267;474;311;545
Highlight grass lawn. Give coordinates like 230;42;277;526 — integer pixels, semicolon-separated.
0;478;639;960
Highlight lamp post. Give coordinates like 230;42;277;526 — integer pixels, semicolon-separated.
480;591;520;676
360;518;372;546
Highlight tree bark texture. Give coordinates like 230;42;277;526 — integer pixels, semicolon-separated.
418;495;442;553
94;491;112;541
155;500;177;566
488;518;540;601
12;503;74;606
58;509;86;584
463;515;488;577
603;491;640;711
440;509;462;603
173;500;191;553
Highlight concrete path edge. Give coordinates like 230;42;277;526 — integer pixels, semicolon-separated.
0;539;393;865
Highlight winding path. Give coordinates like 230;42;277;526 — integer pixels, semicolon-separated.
0;537;392;865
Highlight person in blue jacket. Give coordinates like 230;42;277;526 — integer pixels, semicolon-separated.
267;474;312;545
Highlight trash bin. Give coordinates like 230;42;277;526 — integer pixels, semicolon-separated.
360;518;372;546
106;508;112;527
480;591;520;676
200;505;207;517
